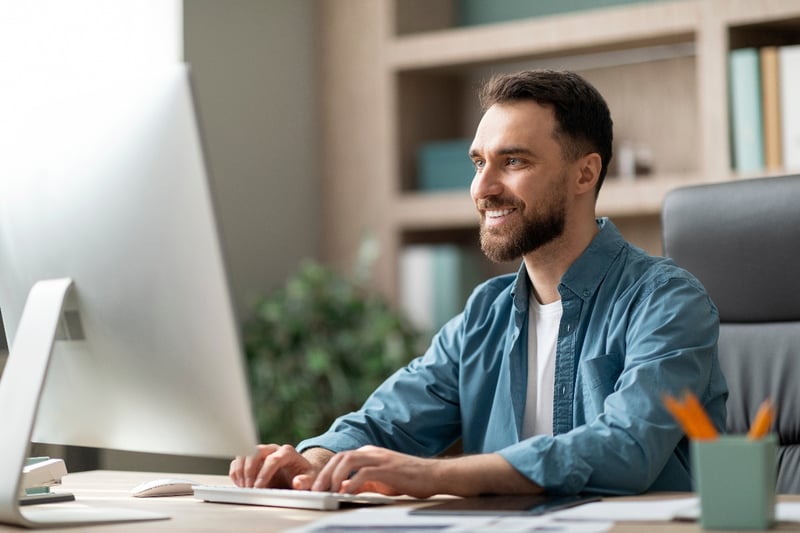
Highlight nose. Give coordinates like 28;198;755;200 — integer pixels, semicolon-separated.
470;162;503;201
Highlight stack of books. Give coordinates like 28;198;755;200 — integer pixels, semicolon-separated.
728;45;800;174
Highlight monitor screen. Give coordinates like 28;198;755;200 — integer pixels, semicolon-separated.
0;65;258;461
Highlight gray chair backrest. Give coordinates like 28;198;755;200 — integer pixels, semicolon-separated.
662;174;800;494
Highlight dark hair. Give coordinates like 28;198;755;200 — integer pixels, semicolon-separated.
479;69;613;194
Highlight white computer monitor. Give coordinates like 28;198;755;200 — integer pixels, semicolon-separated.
0;65;258;527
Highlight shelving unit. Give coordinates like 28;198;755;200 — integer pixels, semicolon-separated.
318;0;800;304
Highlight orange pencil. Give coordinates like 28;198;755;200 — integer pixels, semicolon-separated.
747;398;774;440
663;394;700;438
682;391;719;440
663;392;718;440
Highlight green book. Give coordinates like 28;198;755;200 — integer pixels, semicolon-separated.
729;47;765;173
432;245;482;330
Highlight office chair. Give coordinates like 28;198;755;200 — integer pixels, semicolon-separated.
662;173;800;494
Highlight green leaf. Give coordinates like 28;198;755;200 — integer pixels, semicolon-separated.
243;259;424;444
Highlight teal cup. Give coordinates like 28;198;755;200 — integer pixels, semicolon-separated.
691;434;777;530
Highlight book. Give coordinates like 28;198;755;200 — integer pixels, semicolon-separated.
455;0;632;26
399;244;482;335
760;46;782;171
779;44;800;171
417;139;474;191
399;245;435;333
728;47;764;173
431;245;481;331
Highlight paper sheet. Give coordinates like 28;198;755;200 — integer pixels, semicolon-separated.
288;498;800;532
776;502;800;522
287;506;612;533
550;497;699;522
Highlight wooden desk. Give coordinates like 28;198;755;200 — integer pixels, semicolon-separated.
2;470;798;532
4;471;315;532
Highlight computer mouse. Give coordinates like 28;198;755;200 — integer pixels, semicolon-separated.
131;478;198;497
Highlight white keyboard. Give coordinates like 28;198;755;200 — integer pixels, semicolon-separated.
192;485;395;511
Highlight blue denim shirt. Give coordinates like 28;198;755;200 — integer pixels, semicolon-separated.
299;218;728;494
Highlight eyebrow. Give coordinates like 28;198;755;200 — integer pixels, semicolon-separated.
469;146;536;158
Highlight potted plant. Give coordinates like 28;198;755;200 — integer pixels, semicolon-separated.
243;256;423;444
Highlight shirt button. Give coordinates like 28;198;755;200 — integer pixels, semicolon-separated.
561;385;567;395
566;324;572;333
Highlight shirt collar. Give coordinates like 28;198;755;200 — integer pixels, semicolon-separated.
511;261;530;313
559;217;625;301
510;217;626;309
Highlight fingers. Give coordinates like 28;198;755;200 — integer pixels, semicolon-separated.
230;444;277;486
339;468;380;495
233;445;405;494
312;445;382;493
253;444;305;488
229;459;241;486
292;474;315;491
313;446;437;498
229;444;310;488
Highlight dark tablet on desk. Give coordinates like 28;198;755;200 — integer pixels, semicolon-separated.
410;493;600;516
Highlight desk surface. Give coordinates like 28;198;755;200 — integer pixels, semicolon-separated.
2;470;799;532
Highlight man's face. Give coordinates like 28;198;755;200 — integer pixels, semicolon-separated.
469;101;571;263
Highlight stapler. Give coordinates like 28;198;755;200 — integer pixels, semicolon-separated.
19;457;75;505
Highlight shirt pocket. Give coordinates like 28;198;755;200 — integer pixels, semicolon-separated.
579;352;623;396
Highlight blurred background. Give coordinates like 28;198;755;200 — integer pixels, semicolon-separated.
1;0;799;473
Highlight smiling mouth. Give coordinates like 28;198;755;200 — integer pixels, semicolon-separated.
485;208;515;219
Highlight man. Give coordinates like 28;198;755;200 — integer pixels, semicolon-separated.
230;70;727;497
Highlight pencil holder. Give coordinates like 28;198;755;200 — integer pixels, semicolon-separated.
691;434;777;530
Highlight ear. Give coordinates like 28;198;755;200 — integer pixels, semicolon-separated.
574;153;602;196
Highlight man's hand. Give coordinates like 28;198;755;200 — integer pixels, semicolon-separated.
312;446;431;497
229;444;333;490
312;445;542;498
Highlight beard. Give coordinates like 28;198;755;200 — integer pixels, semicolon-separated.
479;186;567;264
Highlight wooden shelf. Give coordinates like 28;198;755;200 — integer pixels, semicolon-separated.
387;1;698;71
318;0;800;301
391;172;711;234
597;172;713;217
719;1;800;26
392;191;475;231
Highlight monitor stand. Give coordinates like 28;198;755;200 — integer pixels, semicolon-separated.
0;278;169;528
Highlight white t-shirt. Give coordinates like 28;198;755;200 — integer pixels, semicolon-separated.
521;294;562;439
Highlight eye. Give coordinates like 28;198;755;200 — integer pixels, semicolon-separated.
472;159;485;170
507;157;520;166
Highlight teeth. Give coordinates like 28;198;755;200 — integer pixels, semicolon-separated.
486;209;513;218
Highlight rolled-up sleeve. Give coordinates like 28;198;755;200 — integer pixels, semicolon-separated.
298;315;465;457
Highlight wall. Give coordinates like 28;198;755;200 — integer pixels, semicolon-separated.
184;0;320;320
